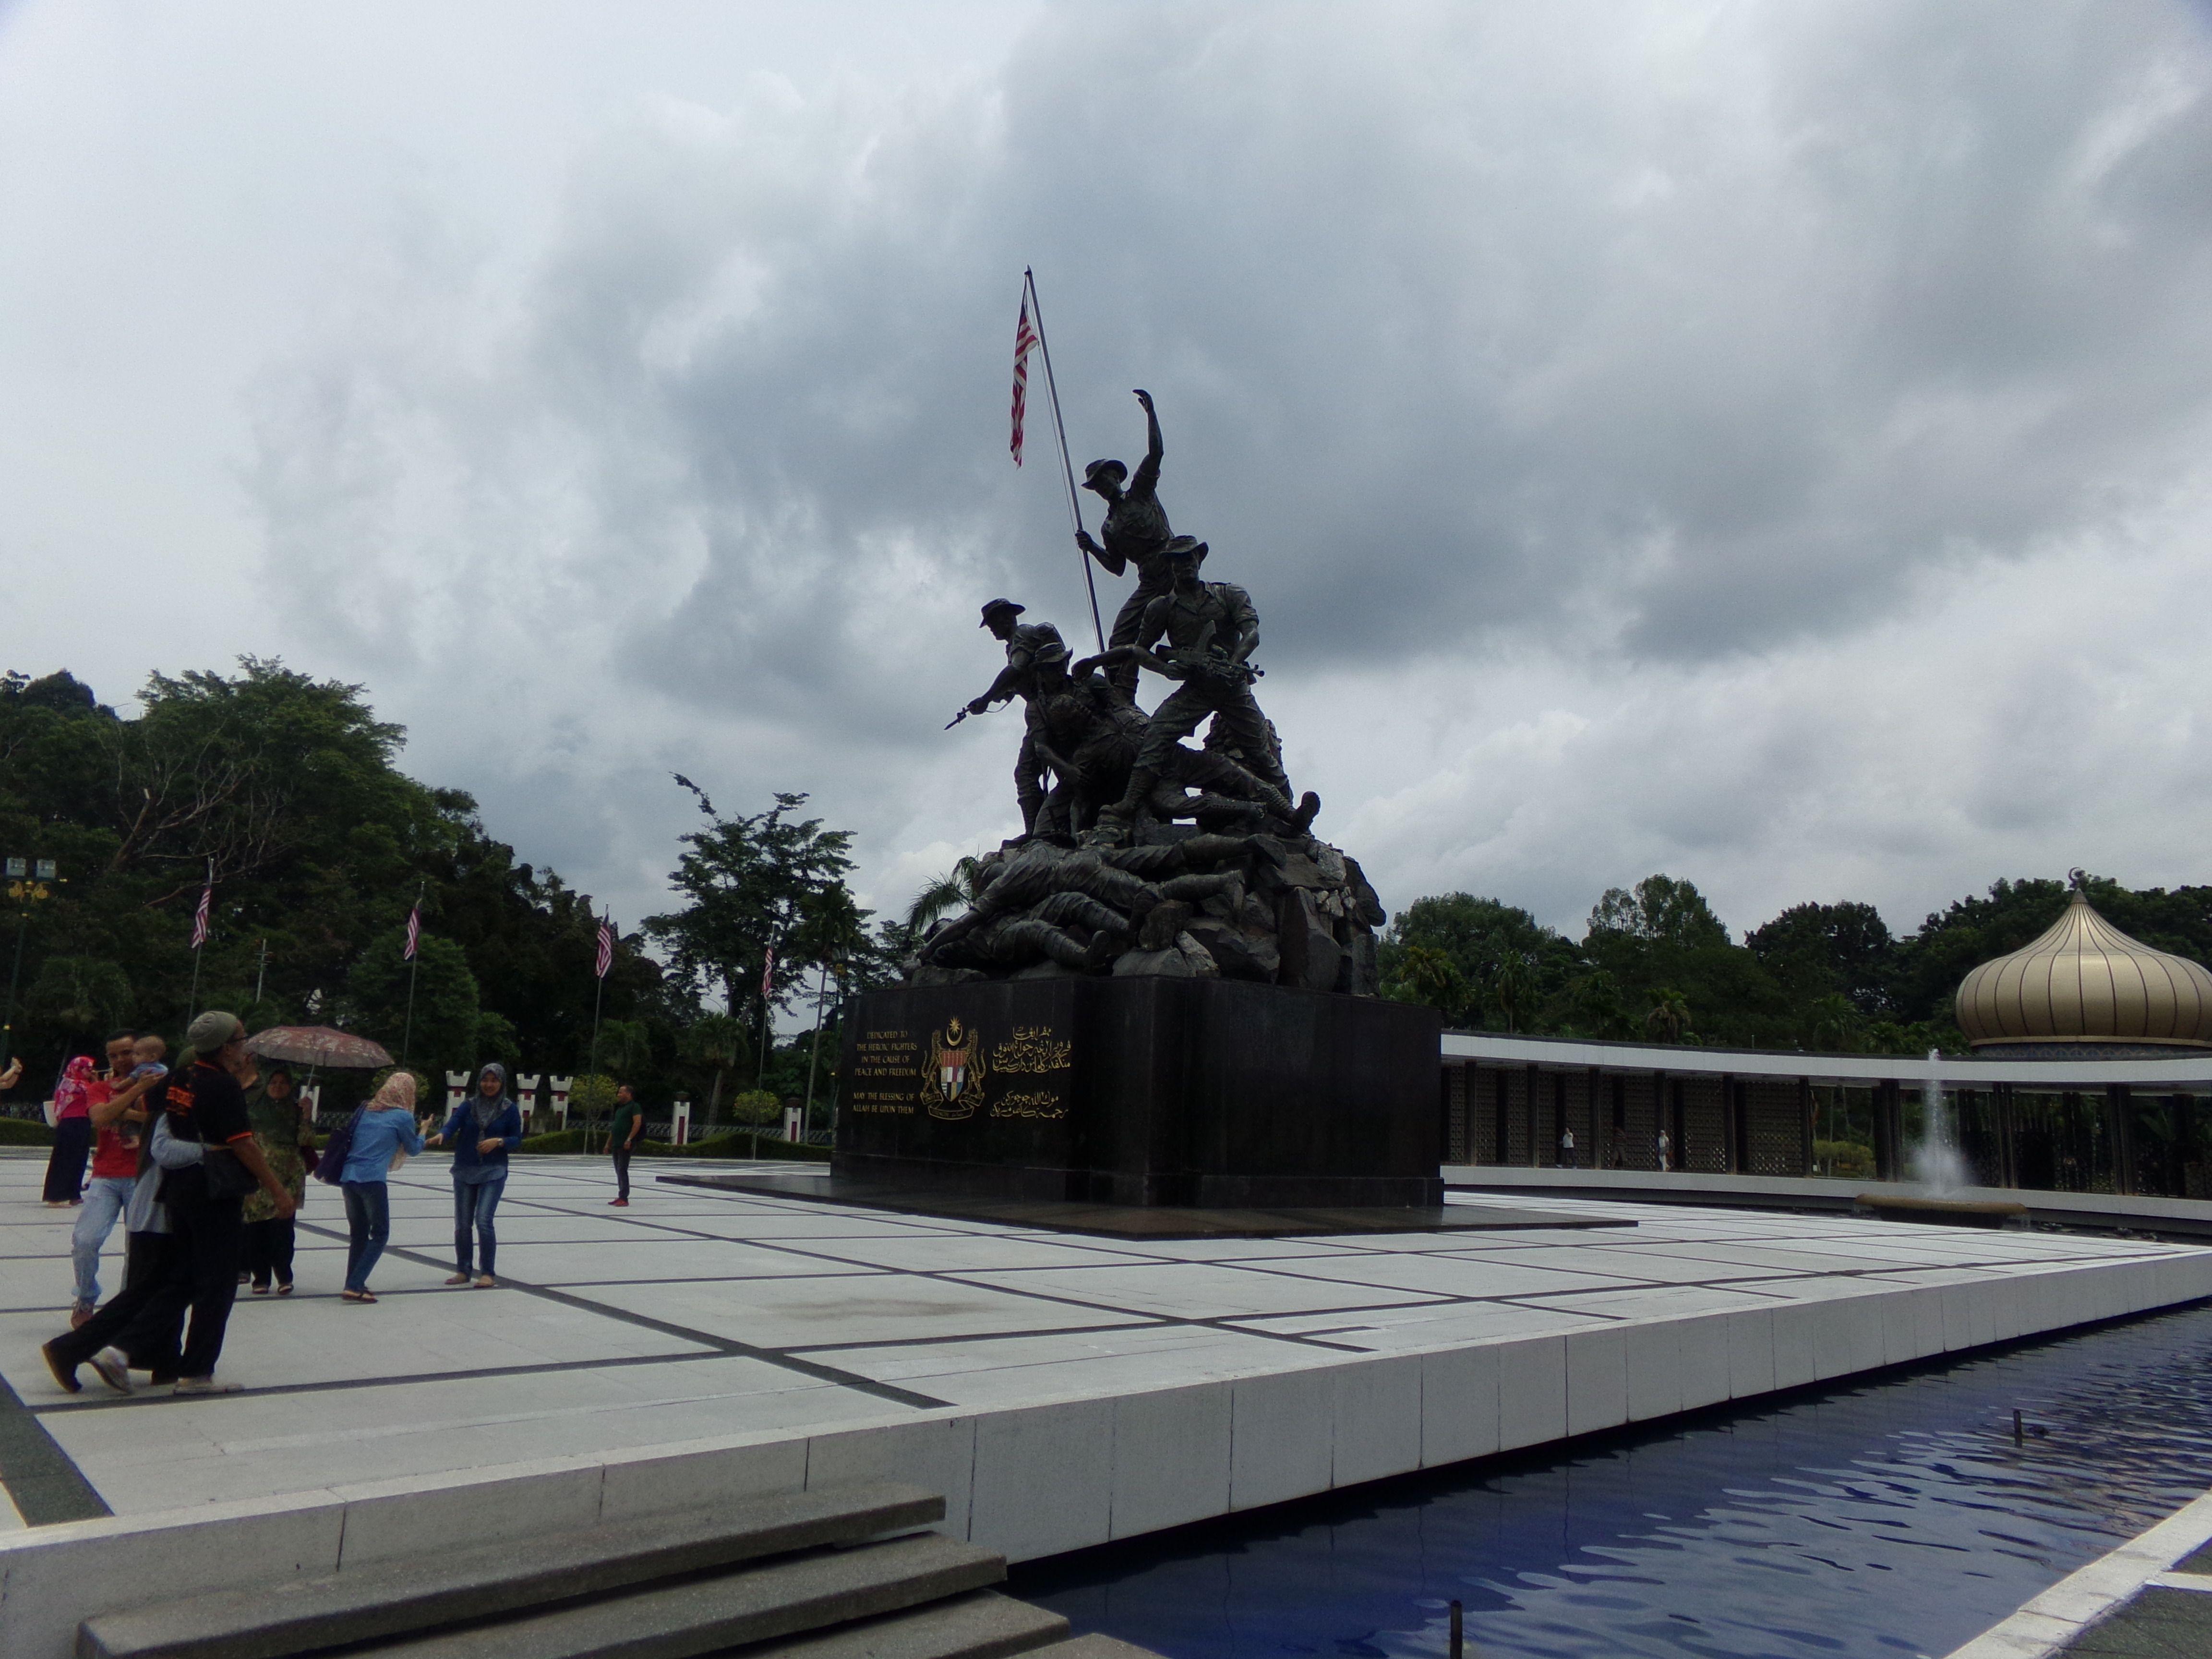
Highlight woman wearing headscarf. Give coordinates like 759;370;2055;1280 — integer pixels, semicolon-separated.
43;1055;98;1206
242;1066;313;1296
337;1071;424;1305
426;1062;521;1288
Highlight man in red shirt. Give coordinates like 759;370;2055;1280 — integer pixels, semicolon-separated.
69;1031;150;1326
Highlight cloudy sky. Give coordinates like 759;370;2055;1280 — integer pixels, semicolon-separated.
6;0;2212;951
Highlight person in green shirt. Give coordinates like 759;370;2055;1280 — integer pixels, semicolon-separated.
608;1084;643;1207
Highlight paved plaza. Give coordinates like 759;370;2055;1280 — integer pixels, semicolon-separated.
3;1149;2209;1537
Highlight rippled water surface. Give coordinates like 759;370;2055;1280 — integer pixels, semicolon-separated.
1012;1301;2212;1659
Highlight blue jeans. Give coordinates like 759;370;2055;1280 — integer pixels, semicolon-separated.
71;1175;138;1308
454;1175;505;1276
342;1180;391;1293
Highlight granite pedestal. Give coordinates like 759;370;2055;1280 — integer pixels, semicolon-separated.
836;977;1442;1208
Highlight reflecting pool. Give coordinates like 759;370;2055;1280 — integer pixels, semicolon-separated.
1012;1300;2212;1659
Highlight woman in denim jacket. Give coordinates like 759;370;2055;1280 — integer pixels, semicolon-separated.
426;1062;523;1288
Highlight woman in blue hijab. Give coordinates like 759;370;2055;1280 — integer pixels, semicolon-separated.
425;1062;522;1288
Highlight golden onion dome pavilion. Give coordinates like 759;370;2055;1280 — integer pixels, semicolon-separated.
1955;884;2212;1057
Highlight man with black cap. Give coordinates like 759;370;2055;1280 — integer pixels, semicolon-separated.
961;599;1066;836
1075;389;1180;695
106;1013;291;1393
1079;538;1297;835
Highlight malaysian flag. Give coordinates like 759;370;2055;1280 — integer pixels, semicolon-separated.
760;945;776;999
191;881;212;949
595;919;613;979
404;905;421;961
1010;286;1038;467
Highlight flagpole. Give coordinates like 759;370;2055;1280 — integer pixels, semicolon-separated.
399;880;425;1069
1025;268;1106;653
587;907;608;1079
185;857;211;1026
802;961;831;1140
752;940;775;1162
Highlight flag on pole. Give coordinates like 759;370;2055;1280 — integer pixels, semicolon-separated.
1010;287;1039;466
595;919;614;979
760;945;777;999
191;881;212;949
404;905;421;961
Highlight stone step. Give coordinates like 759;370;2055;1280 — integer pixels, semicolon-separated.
80;1483;943;1659
364;1533;1005;1659
1023;1639;1163;1659
731;1589;1070;1659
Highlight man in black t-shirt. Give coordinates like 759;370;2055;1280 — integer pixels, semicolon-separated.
126;1011;293;1394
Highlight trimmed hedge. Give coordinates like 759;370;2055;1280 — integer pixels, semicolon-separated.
0;1117;55;1147
512;1127;827;1160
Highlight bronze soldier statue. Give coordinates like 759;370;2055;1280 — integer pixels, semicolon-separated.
1076;389;1187;696
956;598;1066;836
1022;642;1147;836
1078;539;1301;835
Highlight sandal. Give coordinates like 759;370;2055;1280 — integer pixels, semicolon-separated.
251;1283;271;1295
472;1275;495;1289
443;1274;471;1286
340;1289;377;1303
276;1281;294;1296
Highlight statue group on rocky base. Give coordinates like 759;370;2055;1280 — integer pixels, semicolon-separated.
914;391;1383;995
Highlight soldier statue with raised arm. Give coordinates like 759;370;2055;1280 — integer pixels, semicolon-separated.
1076;389;1189;695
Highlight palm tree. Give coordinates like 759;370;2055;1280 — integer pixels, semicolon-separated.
906;858;983;935
1398;945;1467;1022
1807;993;1864;1054
1644;986;1692;1045
596;1018;652;1078
685;1013;747;1127
1488;950;1536;1034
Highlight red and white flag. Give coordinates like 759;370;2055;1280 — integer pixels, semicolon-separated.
404;906;421;961
760;945;777;999
1010;287;1039;467
595;919;614;979
190;882;212;949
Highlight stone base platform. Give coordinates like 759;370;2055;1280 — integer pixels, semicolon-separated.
839;977;1441;1208
660;1167;1625;1239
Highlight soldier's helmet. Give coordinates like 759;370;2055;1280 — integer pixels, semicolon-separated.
1163;535;1209;562
1082;459;1128;492
979;598;1026;626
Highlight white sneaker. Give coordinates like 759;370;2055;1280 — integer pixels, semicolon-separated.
88;1348;132;1395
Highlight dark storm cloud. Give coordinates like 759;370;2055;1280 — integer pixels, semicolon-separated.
260;1;2212;691
238;0;2212;931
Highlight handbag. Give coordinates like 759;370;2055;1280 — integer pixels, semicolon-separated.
314;1107;365;1186
199;1144;260;1201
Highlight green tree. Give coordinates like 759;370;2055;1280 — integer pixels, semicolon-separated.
1806;992;1866;1053
1389;943;1468;1022
594;1017;652;1079
1585;875;1788;1047
1747;900;1898;1022
26;956;134;1040
1644;986;1694;1044
727;1088;780;1128
684;1012;748;1127
1379;894;1576;1032
645;783;863;1092
348;930;480;1072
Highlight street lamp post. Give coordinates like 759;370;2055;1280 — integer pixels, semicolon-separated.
0;858;58;1072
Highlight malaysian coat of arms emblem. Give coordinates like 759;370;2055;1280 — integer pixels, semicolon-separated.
920;1016;986;1119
